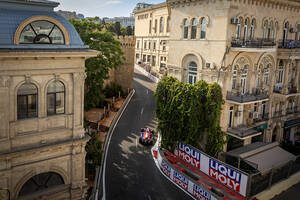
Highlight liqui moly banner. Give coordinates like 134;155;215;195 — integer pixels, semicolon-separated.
172;170;189;191
176;142;249;197
177;143;201;170
193;184;212;200
161;159;171;178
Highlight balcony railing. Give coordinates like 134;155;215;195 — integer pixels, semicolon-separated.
286;107;299;115
228;122;268;139
273;85;283;94
226;90;269;103
278;40;300;49
253;113;269;123
231;38;276;48
288;87;298;94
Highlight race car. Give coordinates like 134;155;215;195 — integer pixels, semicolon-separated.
139;128;154;145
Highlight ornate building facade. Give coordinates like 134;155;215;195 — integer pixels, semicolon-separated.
134;0;300;151
0;0;97;199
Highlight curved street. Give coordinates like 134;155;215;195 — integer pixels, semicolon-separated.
104;69;193;200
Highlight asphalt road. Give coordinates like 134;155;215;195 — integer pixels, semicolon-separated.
104;69;193;200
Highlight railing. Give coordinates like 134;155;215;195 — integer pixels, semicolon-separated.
253;113;269;123
286;107;299;115
288;87;298;94
273;85;283;93
231;38;276;48
226;90;269;103
278;40;300;49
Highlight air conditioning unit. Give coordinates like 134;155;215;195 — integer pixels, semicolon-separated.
253;112;259;119
206;62;215;69
290;28;298;33
231;17;240;24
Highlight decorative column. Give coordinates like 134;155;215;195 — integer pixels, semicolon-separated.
0;76;11;141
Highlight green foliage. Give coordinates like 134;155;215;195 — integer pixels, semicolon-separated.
154;77;226;157
105;22;134;36
70;18;124;110
86;133;103;168
104;82;125;98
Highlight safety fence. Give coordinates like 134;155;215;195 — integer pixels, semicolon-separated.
155;148;222;200
134;64;160;83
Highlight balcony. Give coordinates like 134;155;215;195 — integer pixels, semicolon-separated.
231;38;276;52
253;113;269;123
227;123;268;140
286;107;300;115
226;89;269;104
278;40;300;49
288;87;298;94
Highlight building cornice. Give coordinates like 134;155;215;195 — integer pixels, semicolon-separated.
133;3;167;14
168;0;300;12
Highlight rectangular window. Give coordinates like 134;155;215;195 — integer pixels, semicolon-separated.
56;92;65;114
148;41;151;50
17;95;27;119
137;40;140;49
149;20;152;34
254;103;258;112
144;41;147;49
147;55;151;62
47;93;55;115
153;42;156;50
154;19;158;33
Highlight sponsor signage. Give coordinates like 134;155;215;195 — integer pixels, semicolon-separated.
193;184;211;200
172;170;189;191
177;143;201;170
176;142;249;197
161;159;171;178
158;153;216;200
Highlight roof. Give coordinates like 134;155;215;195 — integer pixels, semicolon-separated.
0;1;88;51
227;142;297;174
0;0;59;7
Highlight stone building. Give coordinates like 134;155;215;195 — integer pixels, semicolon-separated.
134;0;300;151
134;3;170;75
0;0;97;199
105;36;135;91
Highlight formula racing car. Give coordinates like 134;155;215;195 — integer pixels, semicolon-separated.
139;128;154;145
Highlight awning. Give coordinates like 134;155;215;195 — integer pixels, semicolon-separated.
227;142;297;174
284;118;300;129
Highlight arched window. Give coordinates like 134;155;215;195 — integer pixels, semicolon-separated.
17;83;38;120
250;19;255;40
264;65;270;85
159;17;164;33
149;20;152;34
241;65;248;94
19;20;64;44
47;81;65;116
188;62;197;85
167;17;171;32
283;22;289;43
191;18;197;39
295;24;300;41
267;21;273;40
232;66;237;89
243;18;249;41
154;19;158;33
256;65;262;88
19;172;64;197
183;18;188;39
200;18;207;39
273;22;278;41
277;60;284;84
262;20;268;40
236;17;243;39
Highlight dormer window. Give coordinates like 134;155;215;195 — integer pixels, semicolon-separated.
19;20;65;44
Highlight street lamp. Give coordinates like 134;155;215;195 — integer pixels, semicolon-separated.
0;188;10;200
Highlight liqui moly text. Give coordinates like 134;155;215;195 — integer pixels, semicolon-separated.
192;184;211;200
178;143;201;170
172;170;189;190
161;160;171;177
209;159;241;192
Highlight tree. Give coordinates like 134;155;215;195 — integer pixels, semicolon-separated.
125;26;133;35
70;18;124;110
154;76;225;157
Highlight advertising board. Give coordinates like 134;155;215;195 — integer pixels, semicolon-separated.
158;150;217;200
175;142;248;197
